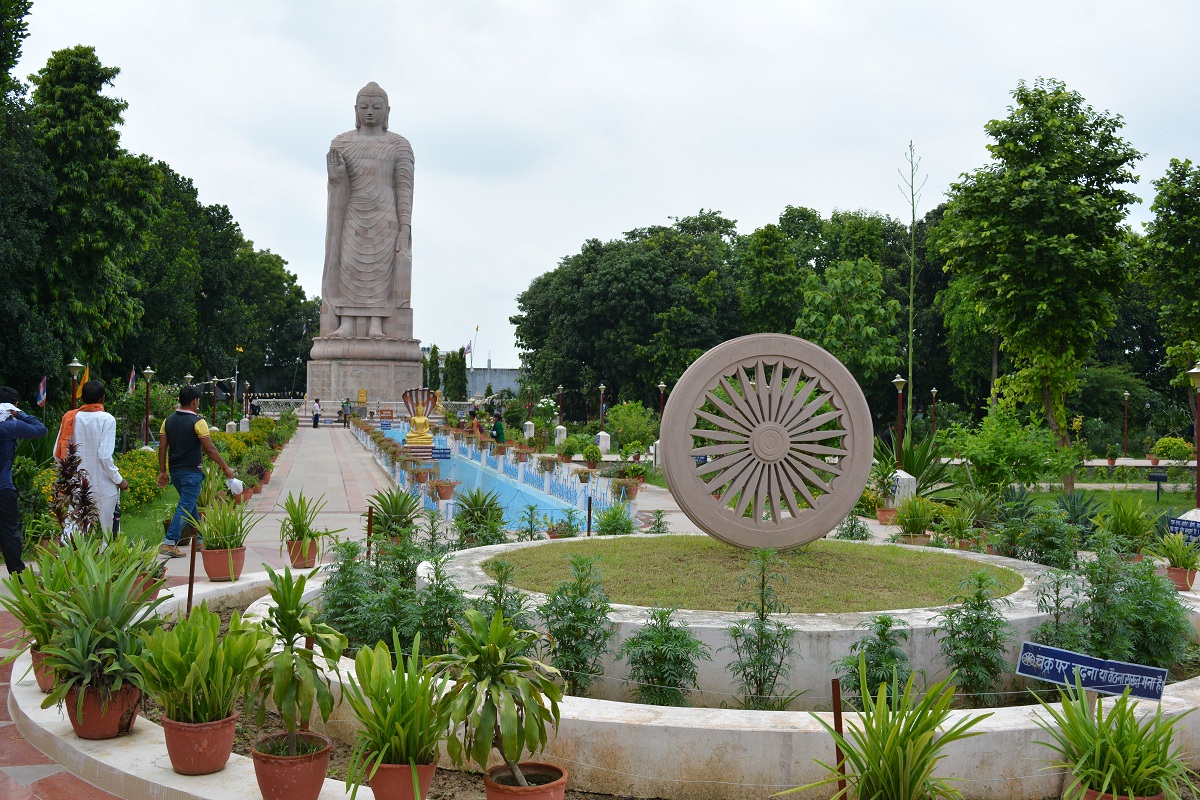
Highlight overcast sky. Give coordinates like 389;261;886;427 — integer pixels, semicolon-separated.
16;1;1200;368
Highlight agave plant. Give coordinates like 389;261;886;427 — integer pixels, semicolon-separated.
366;486;422;536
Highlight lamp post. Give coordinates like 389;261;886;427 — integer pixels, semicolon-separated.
1123;390;1130;458
599;383;606;431
1188;361;1200;509
892;374;907;469
931;387;938;437
67;358;83;410
658;382;667;417
142;366;155;446
244;381;250;418
557;385;563;426
184;373;193;386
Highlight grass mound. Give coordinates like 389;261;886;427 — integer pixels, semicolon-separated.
492;536;1023;613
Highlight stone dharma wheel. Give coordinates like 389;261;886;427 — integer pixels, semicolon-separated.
660;334;873;550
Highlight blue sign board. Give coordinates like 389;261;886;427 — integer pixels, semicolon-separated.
431;447;451;460
1015;641;1167;700
380;420;392;431
1168;517;1200;545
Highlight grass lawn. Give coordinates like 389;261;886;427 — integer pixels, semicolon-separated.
119;488;180;549
491;535;1023;613
1028;487;1196;519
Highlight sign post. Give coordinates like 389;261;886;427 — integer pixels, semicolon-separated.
1148;467;1169;502
1015;642;1167;701
1168;516;1200;545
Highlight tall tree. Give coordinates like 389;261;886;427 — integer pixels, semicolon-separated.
1143;158;1200;412
930;78;1142;452
30;45;162;367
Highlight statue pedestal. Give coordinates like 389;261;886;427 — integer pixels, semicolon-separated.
307;358;421;406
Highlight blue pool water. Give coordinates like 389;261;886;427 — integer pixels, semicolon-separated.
383;431;573;525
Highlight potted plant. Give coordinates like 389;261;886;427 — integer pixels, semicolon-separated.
431;610;566;799
514;444;533;463
278;491;344;568
412;466;431;485
1;542;75;692
575;468;596;484
1144;436;1159;465
1034;675;1197;800
343;631;452;800
935;504;977;551
1105;442;1119;466
869;462;898;525
611;477;640;501
538;455;558;474
557;440;577;464
892;495;939;545
544;509;582;540
1146;532;1200;591
249;565;347;800
582;443;602;470
427;478;461;501
190;499;261;581
40;538;167;739
128;603;271;775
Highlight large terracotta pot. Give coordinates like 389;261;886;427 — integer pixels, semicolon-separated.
414;471;429;485
162;711;238;775
30;647;55;693
434;484;455;501
252;732;332;800
876;507;897;525
201;547;246;582
1167;566;1196;592
241;489;254;503
64;684;141;740
286;539;319;569
367;759;438;800
262;471;271;485
483;762;568;800
252;483;263;495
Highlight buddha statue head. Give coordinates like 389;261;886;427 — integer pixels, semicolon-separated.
355;82;390;132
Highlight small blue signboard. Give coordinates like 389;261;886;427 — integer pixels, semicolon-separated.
431;446;451;460
1168;517;1200;546
380;420;392;431
1015;641;1167;701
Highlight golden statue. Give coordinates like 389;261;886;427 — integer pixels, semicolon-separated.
407;403;433;446
433;389;445;417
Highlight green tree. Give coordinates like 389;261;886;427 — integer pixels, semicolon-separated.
443;348;467;400
425;344;441;392
791;257;902;386
735;223;805;334
930;78;1142;455
29;45;163;366
1143;158;1200;402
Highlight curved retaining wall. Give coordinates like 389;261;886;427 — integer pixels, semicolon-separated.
442;535;1053;709
12;558;1200;800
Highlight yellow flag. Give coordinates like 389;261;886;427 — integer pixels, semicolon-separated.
75;365;89;399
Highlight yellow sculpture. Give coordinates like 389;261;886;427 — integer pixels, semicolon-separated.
434;389;445;416
407;403;433;446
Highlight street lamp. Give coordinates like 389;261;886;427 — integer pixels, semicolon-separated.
658;382;667;417
599;383;606;431
142;366;155;446
1123;390;1130;458
557;385;563;426
183;373;193;386
67;358;83;410
931;387;938;437
244;381;251;418
1188;361;1200;509
892;374;907;469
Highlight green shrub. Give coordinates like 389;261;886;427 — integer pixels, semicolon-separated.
723;549;800;710
595;502;634;536
114;448;164;513
931;572;1014;707
539;555;615;696
833;614;912;708
617;607;710;706
832;515;872;540
1152;436;1194;462
606;401;659;452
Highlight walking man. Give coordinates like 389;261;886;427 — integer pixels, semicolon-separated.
312;398;321;429
0;386;48;573
54;380;128;535
157;385;237;557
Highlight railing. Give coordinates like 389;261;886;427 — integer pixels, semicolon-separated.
502;458;519;480
484;451;500;471
549;473;583;506
522;462;547;491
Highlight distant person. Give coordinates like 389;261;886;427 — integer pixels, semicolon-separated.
491;412;505;445
466;410;482;436
312;398;321;429
54;380;128;536
342;397;352;428
157;385;237;558
0;386;48;573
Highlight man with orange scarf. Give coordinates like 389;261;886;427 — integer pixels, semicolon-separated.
54;380;127;536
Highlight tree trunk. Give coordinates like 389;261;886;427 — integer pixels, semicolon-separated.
989;334;1000;410
1041;375;1075;494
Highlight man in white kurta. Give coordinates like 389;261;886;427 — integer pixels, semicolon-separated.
54;380;127;534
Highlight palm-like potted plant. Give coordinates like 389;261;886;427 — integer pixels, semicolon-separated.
344;631;452;800
892;495;939;545
869;461;898;524
1;542;77;692
1034;675;1197;800
128;603;272;775
39;538;167;739
279;491;344;568
1146;532;1200;591
190;499;261;581
430;609;566;798
249;565;347;800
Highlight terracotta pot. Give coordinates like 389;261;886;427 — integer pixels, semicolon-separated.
252;483;263;495
615;483;639;500
262;471;271;485
162;711;238;775
495;445;507;455
577;473;591;484
1149;456;1160;466
1081;789;1164;800
585;461;599;470
517;451;529;463
30;646;55;693
876;507;897;525
63;684;141;740
1167;566;1196;592
547;531;561;540
201;546;246;582
286;539;319;569
241;489;253;502
414;471;429;484
1107;457;1117;466
367;759;438;800
632;453;642;462
434;484;455;500
252;732;332;800
134;571;163;600
484;762;568;800
559;454;571;463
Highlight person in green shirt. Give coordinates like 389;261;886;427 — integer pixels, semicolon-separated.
490;413;504;445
